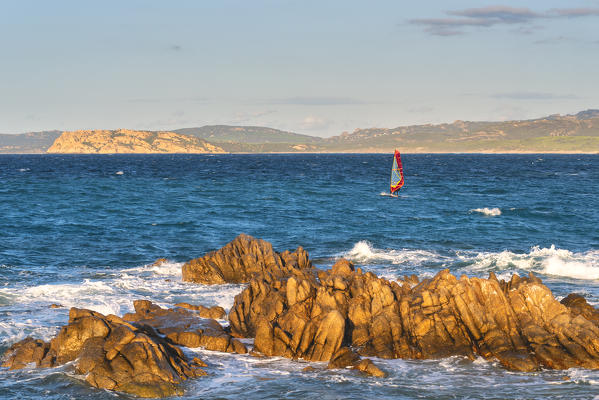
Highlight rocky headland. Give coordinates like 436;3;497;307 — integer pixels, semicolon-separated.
46;129;226;154
6;233;599;397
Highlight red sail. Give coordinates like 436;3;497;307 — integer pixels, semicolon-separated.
390;149;404;194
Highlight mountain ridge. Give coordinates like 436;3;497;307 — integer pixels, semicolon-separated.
1;109;598;153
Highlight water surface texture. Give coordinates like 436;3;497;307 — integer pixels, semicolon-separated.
1;154;598;399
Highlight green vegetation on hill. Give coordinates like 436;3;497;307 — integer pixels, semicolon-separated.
174;125;322;144
2;110;599;154
319;110;599;153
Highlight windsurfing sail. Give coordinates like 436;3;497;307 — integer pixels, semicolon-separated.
390;149;404;194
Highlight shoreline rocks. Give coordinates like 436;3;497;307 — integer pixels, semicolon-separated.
181;233;313;284
3;307;206;397
123;300;247;354
229;258;599;372
7;235;599;397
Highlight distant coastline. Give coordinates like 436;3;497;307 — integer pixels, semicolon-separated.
2;109;598;154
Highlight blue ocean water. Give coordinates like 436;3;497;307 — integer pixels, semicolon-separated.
1;153;598;399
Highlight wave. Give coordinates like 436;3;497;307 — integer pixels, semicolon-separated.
0;260;244;344
342;241;599;282
470;207;501;216
342;241;444;266
460;245;599;281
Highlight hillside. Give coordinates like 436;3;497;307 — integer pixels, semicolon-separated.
46;129;226;154
320;109;599;153
2;110;599;154
174;125;322;144
0;131;61;153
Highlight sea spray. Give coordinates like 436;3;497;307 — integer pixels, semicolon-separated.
459;245;599;281
470;207;502;216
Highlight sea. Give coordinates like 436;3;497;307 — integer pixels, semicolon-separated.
1;153;598;399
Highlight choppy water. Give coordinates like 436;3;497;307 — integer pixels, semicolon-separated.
1;153;598;399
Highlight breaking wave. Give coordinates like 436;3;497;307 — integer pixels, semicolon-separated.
342;242;599;282
460;245;599;281
470;207;501;216
0;260;244;344
342;241;445;266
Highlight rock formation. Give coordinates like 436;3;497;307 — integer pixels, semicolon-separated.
560;293;599;325
174;302;227;319
123;300;247;354
8;236;599;397
182;233;313;284
2;307;206;397
215;240;599;372
46;129;226;154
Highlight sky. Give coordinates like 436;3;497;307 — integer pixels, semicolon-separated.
1;0;598;137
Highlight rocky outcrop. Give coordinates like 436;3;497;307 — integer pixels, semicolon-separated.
2;308;205;397
47;129;226;154
228;254;599;372
123;300;247;354
327;347;386;377
561;293;599;326
182;234;314;284
174;302;227;319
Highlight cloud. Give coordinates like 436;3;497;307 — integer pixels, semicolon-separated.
169;44;182;51
410;6;539;35
411;5;599;36
448;6;540;23
533;35;569;45
270;96;367;106
126;96;209;104
548;8;599;17
300;115;331;131
491;91;580;100
409;17;493;36
232;110;277;123
408;106;434;113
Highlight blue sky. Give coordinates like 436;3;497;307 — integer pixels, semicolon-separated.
1;0;598;136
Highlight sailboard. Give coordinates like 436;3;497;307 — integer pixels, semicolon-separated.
390;149;404;196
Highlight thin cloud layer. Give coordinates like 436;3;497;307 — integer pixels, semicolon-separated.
448;6;540;23
271;96;367;106
411;5;599;36
548;8;599;17
491;91;580;100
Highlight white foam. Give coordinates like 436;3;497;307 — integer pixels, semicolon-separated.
0;321;59;346
343;240;444;266
2;279;123;316
115;170;124;175
379;192;397;197
470;207;501;216
567;368;599;385
18;168;30;172
0;260;245;346
121;260;183;276
460;245;599;281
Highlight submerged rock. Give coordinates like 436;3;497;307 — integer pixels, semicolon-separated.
2;308;205;397
326;347;386;377
182;233;313;284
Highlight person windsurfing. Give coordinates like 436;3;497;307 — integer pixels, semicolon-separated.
390;149;404;196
